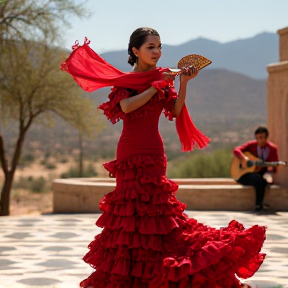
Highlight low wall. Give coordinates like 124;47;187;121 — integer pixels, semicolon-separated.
52;178;288;213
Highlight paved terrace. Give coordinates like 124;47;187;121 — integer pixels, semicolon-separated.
0;211;288;288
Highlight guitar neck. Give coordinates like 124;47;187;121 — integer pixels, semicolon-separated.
231;152;286;180
254;161;283;167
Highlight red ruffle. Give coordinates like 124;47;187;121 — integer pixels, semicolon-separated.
98;87;177;125
98;87;130;124
80;155;266;288
104;154;167;171
103;154;167;178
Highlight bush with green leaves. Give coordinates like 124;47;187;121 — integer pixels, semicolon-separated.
167;148;233;178
13;176;47;193
61;163;98;178
45;163;57;170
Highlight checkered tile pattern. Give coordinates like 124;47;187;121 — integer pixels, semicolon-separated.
1;211;288;288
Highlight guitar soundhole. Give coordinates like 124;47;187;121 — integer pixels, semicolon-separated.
247;160;254;167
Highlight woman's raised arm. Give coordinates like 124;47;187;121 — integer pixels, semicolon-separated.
120;86;157;113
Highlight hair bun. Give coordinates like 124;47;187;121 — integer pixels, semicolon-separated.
128;55;135;66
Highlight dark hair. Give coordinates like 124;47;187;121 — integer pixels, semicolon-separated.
255;126;269;137
127;27;160;66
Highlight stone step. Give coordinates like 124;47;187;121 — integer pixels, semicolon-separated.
52;178;288;213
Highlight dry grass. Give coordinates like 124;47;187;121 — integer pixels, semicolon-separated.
11;189;53;216
2;157;111;216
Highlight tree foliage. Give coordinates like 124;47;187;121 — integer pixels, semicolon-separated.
0;0;98;215
0;39;97;136
0;0;87;42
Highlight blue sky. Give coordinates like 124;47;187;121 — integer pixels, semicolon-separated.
64;0;288;53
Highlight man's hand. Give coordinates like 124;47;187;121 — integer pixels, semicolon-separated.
240;156;250;168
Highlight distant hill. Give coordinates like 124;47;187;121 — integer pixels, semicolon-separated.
101;32;278;79
183;69;267;119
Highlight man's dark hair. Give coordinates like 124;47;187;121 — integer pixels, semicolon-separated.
255;126;269;137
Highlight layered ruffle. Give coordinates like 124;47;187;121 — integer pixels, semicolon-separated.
98;87;131;124
80;155;266;288
152;220;266;288
98;87;177;125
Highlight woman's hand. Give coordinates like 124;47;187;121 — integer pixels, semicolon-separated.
162;73;176;83
180;65;198;83
173;65;198;117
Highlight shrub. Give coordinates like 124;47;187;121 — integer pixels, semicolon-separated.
61;163;98;178
167;148;233;178
30;176;46;193
18;153;35;167
45;162;57;169
60;158;68;163
12;176;47;193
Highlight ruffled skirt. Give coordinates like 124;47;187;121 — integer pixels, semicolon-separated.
80;155;266;288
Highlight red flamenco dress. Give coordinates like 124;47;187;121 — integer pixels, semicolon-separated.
61;40;266;288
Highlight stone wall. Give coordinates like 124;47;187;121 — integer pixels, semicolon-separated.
53;178;288;212
267;26;288;188
279;26;288;61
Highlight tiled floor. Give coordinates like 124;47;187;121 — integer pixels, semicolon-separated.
0;211;288;288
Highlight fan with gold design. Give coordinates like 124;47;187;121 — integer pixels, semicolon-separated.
163;54;212;76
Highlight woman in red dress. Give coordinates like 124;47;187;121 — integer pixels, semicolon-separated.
62;28;266;288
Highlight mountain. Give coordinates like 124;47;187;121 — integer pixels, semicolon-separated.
101;32;278;79
183;69;267;119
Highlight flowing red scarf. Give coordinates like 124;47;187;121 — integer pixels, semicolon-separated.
61;38;209;152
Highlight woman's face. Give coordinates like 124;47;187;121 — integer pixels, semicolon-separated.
133;35;162;69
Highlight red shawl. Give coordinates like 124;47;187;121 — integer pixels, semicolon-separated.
61;38;209;152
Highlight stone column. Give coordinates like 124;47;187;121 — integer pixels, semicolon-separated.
267;26;288;187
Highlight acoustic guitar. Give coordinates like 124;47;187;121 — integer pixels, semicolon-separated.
230;151;287;180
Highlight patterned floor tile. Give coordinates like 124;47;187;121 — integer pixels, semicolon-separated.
0;211;287;288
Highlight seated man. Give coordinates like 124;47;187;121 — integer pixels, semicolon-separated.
233;126;278;211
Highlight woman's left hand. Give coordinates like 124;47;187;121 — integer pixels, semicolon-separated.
162;72;176;83
180;65;198;83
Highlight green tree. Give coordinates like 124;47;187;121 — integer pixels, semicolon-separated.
0;0;87;42
0;0;98;216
